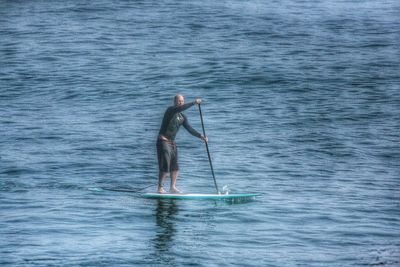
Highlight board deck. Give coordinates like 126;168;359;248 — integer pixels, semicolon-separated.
142;192;259;200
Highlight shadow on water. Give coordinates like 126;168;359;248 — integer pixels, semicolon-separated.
150;199;179;265
146;196;257;264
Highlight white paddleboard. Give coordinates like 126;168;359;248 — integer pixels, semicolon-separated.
142;192;259;200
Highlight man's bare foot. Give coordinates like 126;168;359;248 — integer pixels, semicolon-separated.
158;187;166;194
169;187;182;194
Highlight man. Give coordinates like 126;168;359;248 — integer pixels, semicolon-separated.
156;94;208;193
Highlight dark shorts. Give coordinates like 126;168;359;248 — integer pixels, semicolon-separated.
157;139;179;173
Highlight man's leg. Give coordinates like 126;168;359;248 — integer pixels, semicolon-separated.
170;170;181;193
158;172;168;193
169;142;181;193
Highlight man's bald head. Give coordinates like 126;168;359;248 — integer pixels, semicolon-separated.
174;94;185;106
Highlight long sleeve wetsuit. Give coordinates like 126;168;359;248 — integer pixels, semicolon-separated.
158;102;202;141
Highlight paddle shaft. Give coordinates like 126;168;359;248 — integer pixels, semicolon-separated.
198;104;219;194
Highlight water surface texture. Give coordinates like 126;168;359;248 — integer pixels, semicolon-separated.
1;0;400;266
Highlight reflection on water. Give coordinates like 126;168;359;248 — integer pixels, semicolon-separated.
150;199;179;265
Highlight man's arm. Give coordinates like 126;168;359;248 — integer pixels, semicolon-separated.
169;98;202;113
182;114;203;139
169;102;195;113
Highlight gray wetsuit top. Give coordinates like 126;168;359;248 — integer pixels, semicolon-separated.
158;102;201;141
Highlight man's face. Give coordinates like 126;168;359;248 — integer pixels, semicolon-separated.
175;96;184;106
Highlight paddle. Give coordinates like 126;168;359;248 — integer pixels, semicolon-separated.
198;103;220;194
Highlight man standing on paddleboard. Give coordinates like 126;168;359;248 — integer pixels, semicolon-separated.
157;95;208;193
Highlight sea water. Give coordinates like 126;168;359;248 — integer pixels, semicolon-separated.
1;0;399;266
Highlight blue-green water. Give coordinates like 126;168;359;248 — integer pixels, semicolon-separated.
1;0;399;266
